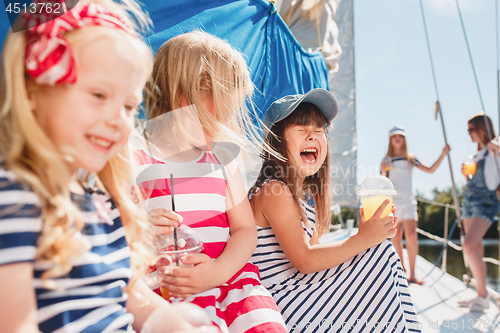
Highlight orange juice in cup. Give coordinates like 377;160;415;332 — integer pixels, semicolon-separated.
155;225;203;300
462;155;476;178
462;164;476;177
361;195;394;220
160;286;171;300
382;156;393;172
359;176;397;220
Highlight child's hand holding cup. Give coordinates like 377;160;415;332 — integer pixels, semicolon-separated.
358;176;397;220
358;176;398;244
381;156;393;173
154;225;203;300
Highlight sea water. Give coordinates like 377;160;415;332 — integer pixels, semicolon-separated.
418;240;500;292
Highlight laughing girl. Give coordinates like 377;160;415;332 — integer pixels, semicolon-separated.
249;89;421;332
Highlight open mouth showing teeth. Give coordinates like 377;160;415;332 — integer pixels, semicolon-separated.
88;135;112;149
300;148;318;163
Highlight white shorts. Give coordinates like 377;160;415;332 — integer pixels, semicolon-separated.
394;201;418;221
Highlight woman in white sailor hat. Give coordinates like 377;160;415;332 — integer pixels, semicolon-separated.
381;125;450;284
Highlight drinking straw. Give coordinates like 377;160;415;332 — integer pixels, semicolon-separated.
170;174;179;266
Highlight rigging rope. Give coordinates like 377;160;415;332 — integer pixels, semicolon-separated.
416;199;500;279
454;0;500;199
416;228;462;252
455;0;488;117
418;0;440;101
416;227;500;266
417;0;466;271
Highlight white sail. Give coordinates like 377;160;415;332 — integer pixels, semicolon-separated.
277;0;357;207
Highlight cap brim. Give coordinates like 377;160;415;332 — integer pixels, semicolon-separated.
274;88;339;124
389;131;406;137
263;89;339;138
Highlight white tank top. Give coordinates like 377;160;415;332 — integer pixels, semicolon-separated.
385;156;420;205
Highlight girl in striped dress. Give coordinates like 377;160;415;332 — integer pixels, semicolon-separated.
249;90;421;332
0;1;212;332
131;31;288;332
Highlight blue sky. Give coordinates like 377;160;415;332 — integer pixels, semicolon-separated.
355;0;499;198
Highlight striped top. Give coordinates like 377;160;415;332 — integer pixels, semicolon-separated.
130;141;289;332
0;167;134;333
384;155;420;205
248;179;421;332
249;180;316;287
130;141;234;259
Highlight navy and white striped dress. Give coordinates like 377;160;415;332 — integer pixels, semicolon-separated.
0;167;135;332
249;180;421;333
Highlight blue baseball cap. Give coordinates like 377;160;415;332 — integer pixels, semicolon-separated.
262;88;339;139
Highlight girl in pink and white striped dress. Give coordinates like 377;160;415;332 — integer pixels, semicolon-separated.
130;31;288;333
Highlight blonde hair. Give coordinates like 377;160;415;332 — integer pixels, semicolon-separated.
145;31;266;155
0;0;154;290
468;111;496;150
386;135;415;166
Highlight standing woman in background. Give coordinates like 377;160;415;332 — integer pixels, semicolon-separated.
381;126;450;285
458;112;500;311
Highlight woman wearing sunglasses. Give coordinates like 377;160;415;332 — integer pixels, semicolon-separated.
458;112;500;311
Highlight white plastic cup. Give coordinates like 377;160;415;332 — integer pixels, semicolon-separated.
358;176;397;220
462;155;476;179
381;156;393;172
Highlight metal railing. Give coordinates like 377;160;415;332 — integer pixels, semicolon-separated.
415;197;499;274
415;197;456;272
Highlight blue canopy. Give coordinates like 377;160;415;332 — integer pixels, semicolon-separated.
0;0;328;119
143;0;328;117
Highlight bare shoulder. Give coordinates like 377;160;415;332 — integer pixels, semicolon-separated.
254;180;294;212
259;180;292;198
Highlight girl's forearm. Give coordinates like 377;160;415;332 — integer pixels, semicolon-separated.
428;159;442;173
213;226;258;283
421;153;446;173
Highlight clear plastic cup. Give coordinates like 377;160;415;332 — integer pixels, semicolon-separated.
382;156;393;172
154;225;203;300
462;155;476;179
358;176;397;220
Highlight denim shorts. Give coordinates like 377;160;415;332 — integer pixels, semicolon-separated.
462;190;500;226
